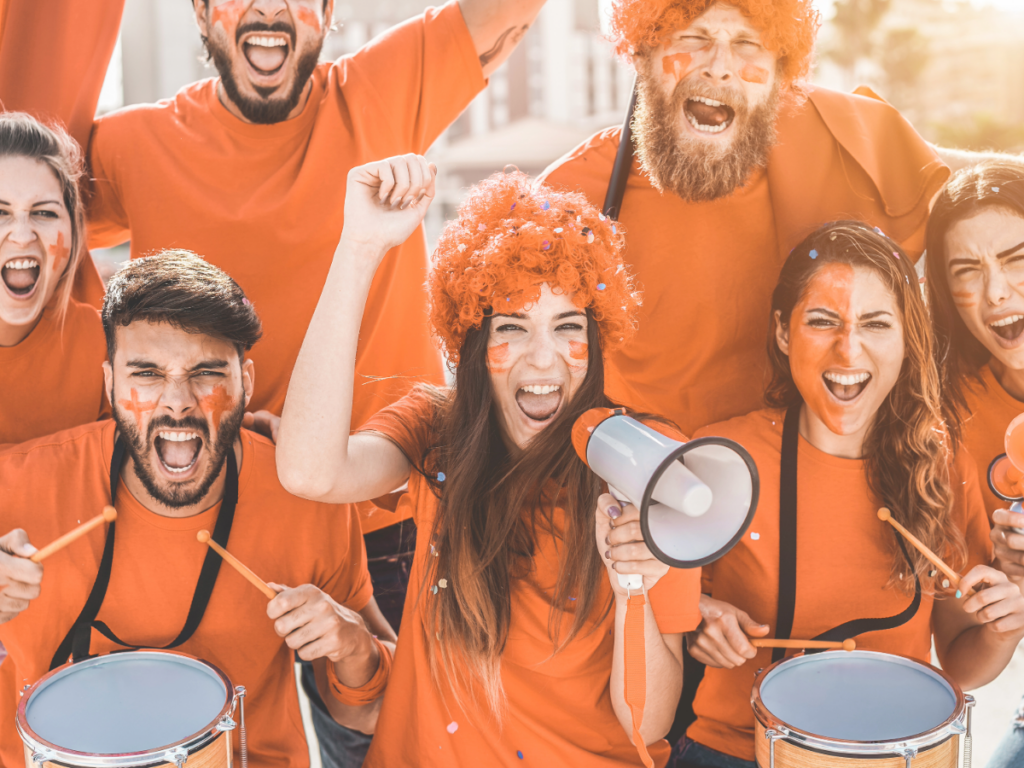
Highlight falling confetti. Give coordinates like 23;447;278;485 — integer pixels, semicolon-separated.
511;202;516;211
809;249;818;259
750;532;760;540
447;722;458;734
542;240;550;250
437;472;446;482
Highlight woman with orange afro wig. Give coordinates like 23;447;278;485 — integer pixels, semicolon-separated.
278;155;704;767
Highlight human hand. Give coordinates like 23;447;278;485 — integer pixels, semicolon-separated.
267;583;374;663
685;594;769;668
242;410;280;443
595;493;670;596
0;530;42;625
991;507;1024;582
958;564;1024;636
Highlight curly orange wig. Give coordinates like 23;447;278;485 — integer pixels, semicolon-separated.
429;171;640;366
610;0;820;84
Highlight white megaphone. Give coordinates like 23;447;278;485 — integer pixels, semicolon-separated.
573;408;759;590
989;412;1024;534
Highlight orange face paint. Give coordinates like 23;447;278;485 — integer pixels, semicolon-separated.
48;231;69;272
211;0;244;29
119;389;157;424
568;340;588;360
662;52;694;84
740;64;769;85
952;290;978;308
200;385;235;431
487;343;510;373
294;4;321;31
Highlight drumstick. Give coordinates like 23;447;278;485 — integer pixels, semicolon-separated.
196;530;276;599
877;508;961;588
30;507;117;563
752;638;856;651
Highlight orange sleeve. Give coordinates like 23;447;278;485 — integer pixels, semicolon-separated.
648;565;703;633
953;448;995;572
340;2;485;154
85;119;132;250
358;385;440;466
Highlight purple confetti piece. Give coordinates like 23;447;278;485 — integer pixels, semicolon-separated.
542;240;550;250
809;249;818;259
542;201;550;210
597;283;606;290
511;202;516;211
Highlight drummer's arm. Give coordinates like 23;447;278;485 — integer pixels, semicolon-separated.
932;564;1024;690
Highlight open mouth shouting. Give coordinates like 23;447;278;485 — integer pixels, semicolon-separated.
154;429;206;480
989;313;1024;348
684;96;736;136
239;30;292;83
2;257;41;299
516;383;563;423
822;370;871;402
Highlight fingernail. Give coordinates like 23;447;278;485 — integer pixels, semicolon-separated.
604;536;609;545
605;550;611;560
956;590;963;598
608;505;622;519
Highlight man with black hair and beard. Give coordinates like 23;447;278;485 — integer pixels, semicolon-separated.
540;0;958;439
0;251;392;768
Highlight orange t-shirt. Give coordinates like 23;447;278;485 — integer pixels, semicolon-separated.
0;420;372;768
686;409;992;761
84;3;482;429
963;363;1024;519
540;87;949;436
358;388;702;768
0;298;107;446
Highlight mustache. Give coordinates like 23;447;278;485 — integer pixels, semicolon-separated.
146;415;211;445
235;20;296;48
671;81;749;114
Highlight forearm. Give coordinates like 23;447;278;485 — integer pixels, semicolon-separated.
939;625;1024;690
277;240;380;499
458;0;547;77
610;594;683;745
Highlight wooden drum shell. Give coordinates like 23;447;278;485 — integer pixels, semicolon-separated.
24;730;232;768
754;722;959;768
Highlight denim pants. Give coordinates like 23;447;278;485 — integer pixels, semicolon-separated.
987;697;1024;768
670;738;758;768
300;520;417;768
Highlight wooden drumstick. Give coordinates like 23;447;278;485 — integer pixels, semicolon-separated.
877;507;962;589
752;638;856;651
30;507;117;563
196;530;276;599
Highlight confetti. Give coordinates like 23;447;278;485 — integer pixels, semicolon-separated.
437;472;446;482
478;224;487;232
542;240;550;250
874;227;883;235
511;202;516;211
568;596;577;601
447;722;458;734
439;578;448;588
809;249;818;259
517;751;524;760
750;532;760;540
597;283;606;290
457;244;467;253
554;227;564;233
993;187;1001;193
432;585;439;595
611;224;617;234
942;578;950;589
599;213;606;221
929;570;937;577
829;232;838;241
242;298;251;306
893;251;900;259
587;233;595;244
542;201;550;210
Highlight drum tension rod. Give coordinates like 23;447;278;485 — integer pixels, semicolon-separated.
899;745;918;768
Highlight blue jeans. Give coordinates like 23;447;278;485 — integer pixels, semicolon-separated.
987;697;1024;768
670;738;758;768
301;520;416;768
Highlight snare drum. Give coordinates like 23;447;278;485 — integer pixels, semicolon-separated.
17;651;245;768
751;650;974;768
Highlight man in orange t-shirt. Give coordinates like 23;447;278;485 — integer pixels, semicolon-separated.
0;252;389;768
539;0;950;438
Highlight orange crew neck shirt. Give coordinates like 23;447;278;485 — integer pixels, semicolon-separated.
962;363;1024;520
0;420;372;768
540;87;948;436
0;298;107;447
686;409;992;761
357;388;703;768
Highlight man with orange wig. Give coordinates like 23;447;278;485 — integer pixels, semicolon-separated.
539;2;951;765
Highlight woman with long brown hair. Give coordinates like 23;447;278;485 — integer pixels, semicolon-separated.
674;221;1023;768
277;155;703;767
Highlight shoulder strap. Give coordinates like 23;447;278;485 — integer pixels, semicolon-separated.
602;78;637;220
773;404;801;663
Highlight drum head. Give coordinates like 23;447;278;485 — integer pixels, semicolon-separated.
757;651;958;742
22;652;230;756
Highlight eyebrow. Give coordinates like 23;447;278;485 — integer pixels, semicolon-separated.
948;240;1024;268
806;308;892;320
0;199;62;206
126;359;229;371
491;310;586;321
998;240;1024;259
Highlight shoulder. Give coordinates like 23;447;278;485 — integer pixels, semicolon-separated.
92;80;215;142
62;298;105;339
539;126;621;191
0;420;112;469
694;408;784;446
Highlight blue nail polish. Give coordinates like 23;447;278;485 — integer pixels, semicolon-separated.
955;590;962;599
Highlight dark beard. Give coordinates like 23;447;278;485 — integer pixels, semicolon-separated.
113;395;245;508
205;22;321;125
632;65;781;203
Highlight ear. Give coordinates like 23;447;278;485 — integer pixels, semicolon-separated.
194;0;210;39
324;0;336;28
241;358;255;407
773;310;790;356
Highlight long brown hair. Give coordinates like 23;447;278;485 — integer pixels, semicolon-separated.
925;160;1024;443
767;221;965;589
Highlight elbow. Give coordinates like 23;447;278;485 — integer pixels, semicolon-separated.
276;456;337;501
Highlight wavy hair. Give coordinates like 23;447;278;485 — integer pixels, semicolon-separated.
766;221;965;589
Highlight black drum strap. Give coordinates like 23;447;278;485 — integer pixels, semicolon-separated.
774;403;921;662
601;78;637;220
50;437;238;670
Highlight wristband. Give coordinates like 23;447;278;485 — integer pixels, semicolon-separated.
326;636;393;706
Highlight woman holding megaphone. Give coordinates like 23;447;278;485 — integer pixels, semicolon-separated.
676;222;1024;768
277;156;703;767
925;160;1024;768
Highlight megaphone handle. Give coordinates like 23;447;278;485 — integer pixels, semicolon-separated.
607;486;644;591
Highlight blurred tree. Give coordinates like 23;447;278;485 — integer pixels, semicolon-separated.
826;0;892;72
880;27;930;110
932;113;1024;153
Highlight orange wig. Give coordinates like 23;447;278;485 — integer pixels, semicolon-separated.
610;0;820;84
429;171;640;366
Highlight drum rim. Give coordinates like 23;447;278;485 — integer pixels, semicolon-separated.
750;649;966;757
16;650;234;767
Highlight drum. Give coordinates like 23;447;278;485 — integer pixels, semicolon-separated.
17;651;245;768
751;650;974;768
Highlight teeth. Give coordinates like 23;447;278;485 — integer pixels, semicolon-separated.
823;372;870;386
990;315;1024;328
520;384;561;395
690;96;725;107
686;112;729;133
3;259;40;270
157;431;199;442
246;36;287;47
163;463;193;474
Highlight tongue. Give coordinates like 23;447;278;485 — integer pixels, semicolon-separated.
825;380;867;402
516;391;561;421
245;44;287;73
158;438;200;469
2;267;39;292
687;101;730;126
993;319;1024;340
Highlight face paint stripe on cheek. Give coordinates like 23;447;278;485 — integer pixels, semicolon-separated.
662;52;694;84
294;5;322;30
568;340;588;360
200;386;235;431
211;0;244;28
740;64;769;84
487;343;510;373
952;290;979;308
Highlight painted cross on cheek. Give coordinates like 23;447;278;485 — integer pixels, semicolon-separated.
662;53;694;84
487;343;510;374
200;385;235;431
740;64;769;85
48;232;70;273
293;4;321;31
567;340;589;373
211;0;244;29
119;389;157;424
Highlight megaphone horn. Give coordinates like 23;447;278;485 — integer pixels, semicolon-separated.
989;412;1024;503
573;408;760;586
